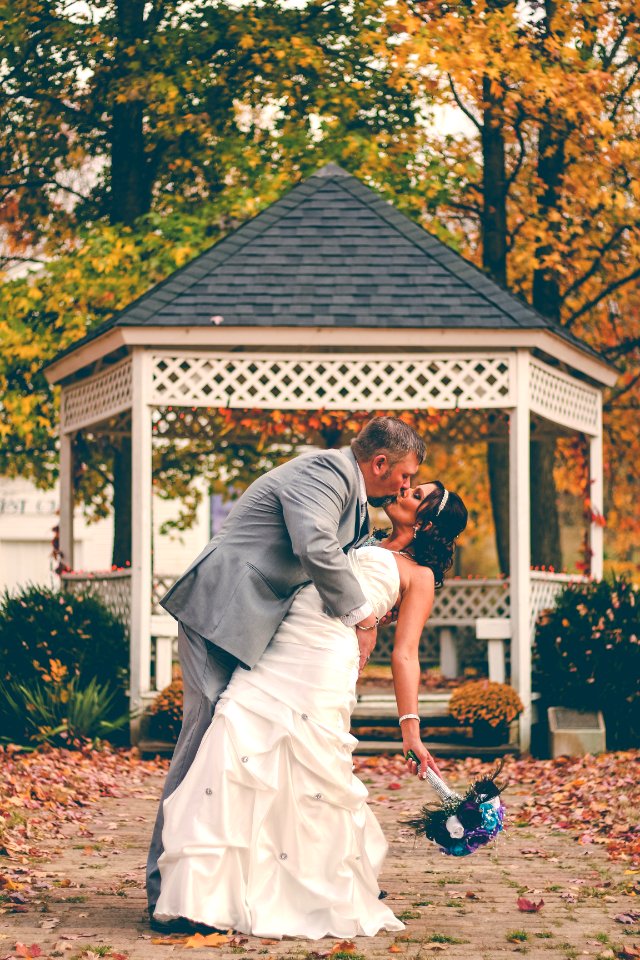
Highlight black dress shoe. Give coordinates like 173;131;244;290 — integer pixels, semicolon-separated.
378;890;388;900
149;915;226;936
149;916;195;934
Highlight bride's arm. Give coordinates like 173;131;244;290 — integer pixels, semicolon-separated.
391;559;442;779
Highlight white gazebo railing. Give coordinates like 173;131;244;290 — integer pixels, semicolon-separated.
61;567;587;698
62;568;132;636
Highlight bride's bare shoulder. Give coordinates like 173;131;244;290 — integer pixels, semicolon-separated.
390;551;435;590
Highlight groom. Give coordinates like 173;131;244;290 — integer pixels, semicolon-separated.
146;416;425;924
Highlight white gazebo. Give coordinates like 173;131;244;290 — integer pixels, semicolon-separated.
44;164;616;750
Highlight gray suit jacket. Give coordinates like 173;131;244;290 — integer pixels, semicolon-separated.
160;448;369;667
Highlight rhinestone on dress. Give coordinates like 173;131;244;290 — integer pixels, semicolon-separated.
241;756;249;762
205;788;213;796
314;793;322;800
301;714;308;720
279;853;288;860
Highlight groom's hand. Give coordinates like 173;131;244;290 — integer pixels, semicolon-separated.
355;614;378;674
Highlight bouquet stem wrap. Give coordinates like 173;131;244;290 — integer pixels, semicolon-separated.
422;767;461;804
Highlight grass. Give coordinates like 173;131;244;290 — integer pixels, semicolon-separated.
556;943;578;957
506;930;528;943
534;932;554;939
595;933;611;944
428;933;468;944
397;910;421;920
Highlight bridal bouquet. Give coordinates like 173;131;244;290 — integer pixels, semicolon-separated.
405;751;505;857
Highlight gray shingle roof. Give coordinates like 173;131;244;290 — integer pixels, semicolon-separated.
53;162;601;359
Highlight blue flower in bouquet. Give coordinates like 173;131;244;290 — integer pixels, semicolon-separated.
479;800;500;831
447;841;469;857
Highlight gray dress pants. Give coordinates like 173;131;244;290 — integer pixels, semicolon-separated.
146;622;238;913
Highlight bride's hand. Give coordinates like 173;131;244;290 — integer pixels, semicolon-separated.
378;605;399;626
403;740;443;780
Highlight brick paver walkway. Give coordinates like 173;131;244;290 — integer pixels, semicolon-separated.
3;760;639;960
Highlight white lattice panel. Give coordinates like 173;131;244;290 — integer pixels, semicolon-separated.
151;353;513;410
529;359;600;435
62;570;132;638
152;575;175;615
61;358;133;433
430;579;511;625
529;571;588;637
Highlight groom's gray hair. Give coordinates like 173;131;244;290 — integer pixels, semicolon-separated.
351;417;426;466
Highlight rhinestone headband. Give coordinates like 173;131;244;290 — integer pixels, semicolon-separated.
436;488;449;516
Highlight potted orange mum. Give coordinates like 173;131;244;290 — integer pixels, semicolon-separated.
449;679;524;745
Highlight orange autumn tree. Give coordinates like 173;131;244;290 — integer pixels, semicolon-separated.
381;0;640;576
145;406;496;567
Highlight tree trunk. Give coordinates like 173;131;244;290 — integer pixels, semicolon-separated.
109;1;152;564
530;438;562;570
480;68;512;574
488;441;510;574
112;437;133;568
481;75;508;287
530;0;565;570
110;0;150;227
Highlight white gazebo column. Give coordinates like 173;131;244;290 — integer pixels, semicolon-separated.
129;348;154;731
510;350;532;751
58;427;75;572
589;400;604;579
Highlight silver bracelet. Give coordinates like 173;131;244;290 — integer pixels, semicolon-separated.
355;618;378;631
398;713;420;725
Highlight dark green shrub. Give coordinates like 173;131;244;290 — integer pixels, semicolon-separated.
0;584;128;688
146;678;183;742
0;584;129;743
0;675;129;747
533;577;640;748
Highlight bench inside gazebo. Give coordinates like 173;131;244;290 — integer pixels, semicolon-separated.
44;163;616;752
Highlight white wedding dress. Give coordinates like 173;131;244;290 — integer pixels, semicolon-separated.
154;545;404;939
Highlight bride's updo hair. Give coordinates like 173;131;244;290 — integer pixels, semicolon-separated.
413;482;468;588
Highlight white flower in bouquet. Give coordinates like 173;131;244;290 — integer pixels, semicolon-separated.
445;815;465;839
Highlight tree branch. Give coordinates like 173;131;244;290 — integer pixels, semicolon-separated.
0;176;91;202
609;63;640;122
605;368;640;408
0;254;46;265
602;336;640;361
600;16;632;70
505;108;527;189
566;266;640;326
447;74;483;133
562;225;630;299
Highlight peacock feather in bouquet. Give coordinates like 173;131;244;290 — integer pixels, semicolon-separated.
405;751;505;857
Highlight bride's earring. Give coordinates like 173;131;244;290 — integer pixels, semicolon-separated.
413;526;418;540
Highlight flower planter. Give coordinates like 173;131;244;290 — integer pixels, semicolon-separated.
471;719;509;746
547;706;606;758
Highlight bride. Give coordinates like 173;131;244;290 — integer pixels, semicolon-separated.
153;480;468;939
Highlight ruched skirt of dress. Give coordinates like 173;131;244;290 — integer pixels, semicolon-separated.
154;546;404;939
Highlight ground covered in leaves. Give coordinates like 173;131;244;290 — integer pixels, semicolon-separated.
1;746;639;960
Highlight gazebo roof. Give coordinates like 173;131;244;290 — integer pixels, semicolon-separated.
48;162;610;373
